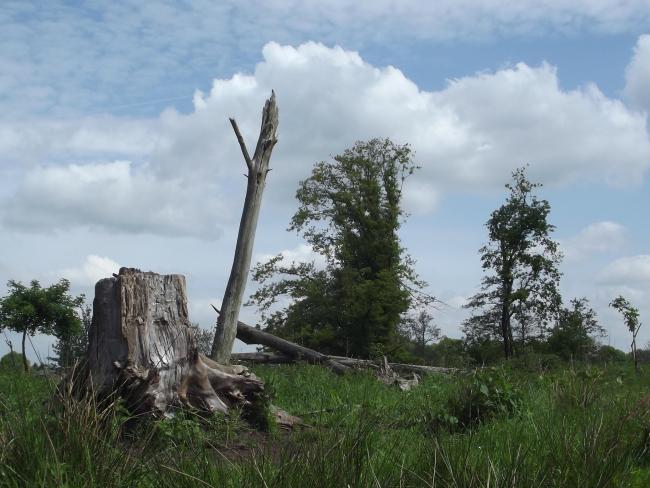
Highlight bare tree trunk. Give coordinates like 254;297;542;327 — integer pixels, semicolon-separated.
21;329;28;372
84;268;264;418
211;92;279;364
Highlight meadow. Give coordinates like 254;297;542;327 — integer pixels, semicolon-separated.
1;361;649;487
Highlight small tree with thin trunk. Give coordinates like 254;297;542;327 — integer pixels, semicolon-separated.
609;295;642;372
210;92;279;364
0;279;84;371
463;167;562;359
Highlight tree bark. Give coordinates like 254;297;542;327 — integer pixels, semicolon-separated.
21;329;28;372
211;92;279;364
83;268;264;418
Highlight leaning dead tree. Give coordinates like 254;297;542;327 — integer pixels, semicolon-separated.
83;268;265;418
211;91;279;364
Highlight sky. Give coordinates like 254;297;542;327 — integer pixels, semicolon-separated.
1;0;649;362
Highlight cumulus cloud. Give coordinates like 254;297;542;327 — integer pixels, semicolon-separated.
60;254;121;287
599;255;650;285
560;221;626;261
624;34;650;112
2;1;650;118
3;42;650;237
4;161;225;239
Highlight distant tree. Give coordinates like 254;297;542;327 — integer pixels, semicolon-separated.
51;304;91;368
0;279;84;371
0;351;26;371
609;295;642;372
190;324;214;356
463;167;562;359
249;138;423;358
547;298;605;361
400;308;440;357
428;337;471;368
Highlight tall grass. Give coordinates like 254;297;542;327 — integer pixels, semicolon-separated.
1;363;648;487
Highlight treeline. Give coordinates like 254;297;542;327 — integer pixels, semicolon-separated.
0;138;644;371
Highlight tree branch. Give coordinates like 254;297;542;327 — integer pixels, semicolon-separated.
229;118;253;172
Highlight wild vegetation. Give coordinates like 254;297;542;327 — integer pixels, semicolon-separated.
1;361;649;487
0;138;647;487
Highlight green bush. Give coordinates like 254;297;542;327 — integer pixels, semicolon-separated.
0;351;27;371
441;368;523;429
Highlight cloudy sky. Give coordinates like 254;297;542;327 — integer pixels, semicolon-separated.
1;0;649;361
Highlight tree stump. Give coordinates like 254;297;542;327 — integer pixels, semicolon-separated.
84;268;264;418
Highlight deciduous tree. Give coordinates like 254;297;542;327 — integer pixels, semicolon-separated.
0;279;84;371
610;295;642;372
463;167;562;359
249;138;423;358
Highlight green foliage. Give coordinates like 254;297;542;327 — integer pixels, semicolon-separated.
0;279;85;370
189;323;214;356
610;295;643;371
249;138;424;358
547;297;605;361
0;351;26;371
442;369;524;429
52;303;92;368
463;166;562;359
2;364;650;487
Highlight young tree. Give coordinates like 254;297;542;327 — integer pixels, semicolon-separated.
463;167;562;359
210;92;279;364
609;295;642;372
0;279;84;371
547;297;605;360
400;309;441;357
51;304;91;368
190;323;214;356
248;138;423;358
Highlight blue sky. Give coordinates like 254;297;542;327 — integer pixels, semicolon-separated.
1;1;649;360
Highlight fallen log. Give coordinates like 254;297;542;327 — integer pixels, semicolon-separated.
213;306;348;375
229;351;459;375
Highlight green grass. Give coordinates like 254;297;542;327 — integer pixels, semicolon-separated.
0;363;649;487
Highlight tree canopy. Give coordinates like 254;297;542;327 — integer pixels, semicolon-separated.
463;167;562;359
248;138;424;358
0;279;84;371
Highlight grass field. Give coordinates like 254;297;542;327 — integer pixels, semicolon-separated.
1;362;649;487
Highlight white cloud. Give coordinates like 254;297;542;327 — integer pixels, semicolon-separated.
561;221;626;261
2;1;650;119
3;42;650;237
3;160;226;238
60;254;121;287
624;34;650;112
599;255;650;285
255;243;327;269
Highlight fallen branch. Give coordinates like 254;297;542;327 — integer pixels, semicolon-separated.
212;305;349;375
229;351;459;375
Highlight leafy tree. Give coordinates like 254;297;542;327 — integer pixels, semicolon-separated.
609;295;642;372
547;297;605;361
248;138;423;358
463;167;562;359
400;308;440;357
51;304;91;368
190;324;214;356
0;279;84;371
0;351;26;371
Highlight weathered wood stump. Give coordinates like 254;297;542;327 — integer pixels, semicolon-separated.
84;268;264;418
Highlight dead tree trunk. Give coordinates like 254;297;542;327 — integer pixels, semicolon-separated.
84;268;264;418
234;314;349;375
211;92;279;364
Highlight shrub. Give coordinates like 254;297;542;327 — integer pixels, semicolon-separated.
440;369;523;430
